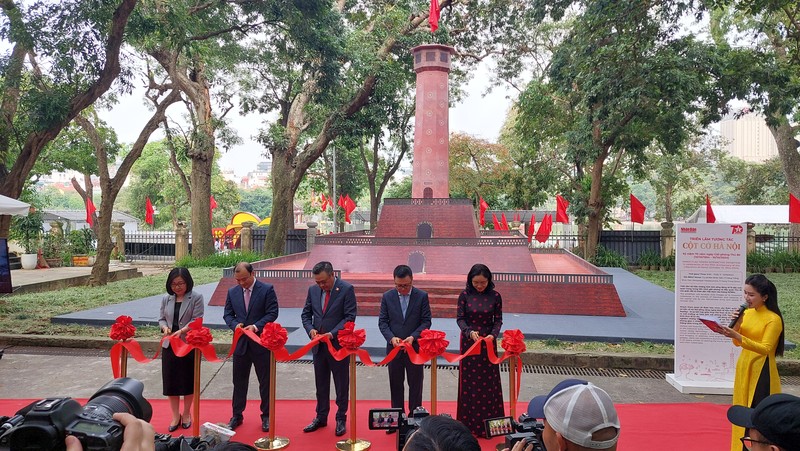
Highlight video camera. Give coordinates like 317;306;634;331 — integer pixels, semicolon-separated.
501;413;545;451
368;406;431;451
0;377;152;451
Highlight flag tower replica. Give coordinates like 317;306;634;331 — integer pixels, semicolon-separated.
209;45;626;320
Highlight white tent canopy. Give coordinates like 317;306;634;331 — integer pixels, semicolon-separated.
0;194;29;216
685;205;788;224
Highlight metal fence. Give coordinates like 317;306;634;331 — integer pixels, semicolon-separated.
124;231;182;263
531;231;661;265
754;234;800;254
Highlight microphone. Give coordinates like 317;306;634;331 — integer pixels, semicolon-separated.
729;303;747;328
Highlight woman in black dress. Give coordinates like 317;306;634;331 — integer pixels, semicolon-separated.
158;267;204;431
456;263;504;437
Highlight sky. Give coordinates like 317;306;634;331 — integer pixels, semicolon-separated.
99;62;515;178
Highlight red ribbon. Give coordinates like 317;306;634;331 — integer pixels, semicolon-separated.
110;339;157;378
337;321;366;350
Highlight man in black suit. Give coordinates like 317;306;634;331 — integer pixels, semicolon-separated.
223;262;279;432
300;261;357;437
378;264;432;432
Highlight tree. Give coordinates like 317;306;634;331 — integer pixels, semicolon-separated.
449;133;512;205
518;0;735;260
0;0;138;236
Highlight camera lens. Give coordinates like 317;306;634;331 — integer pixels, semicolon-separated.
83;377;153;422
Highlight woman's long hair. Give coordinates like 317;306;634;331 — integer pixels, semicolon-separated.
465;263;495;293
745;273;784;356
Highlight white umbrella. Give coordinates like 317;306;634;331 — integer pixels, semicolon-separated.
0;194;30;216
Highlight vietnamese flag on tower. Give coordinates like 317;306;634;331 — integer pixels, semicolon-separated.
706;195;716;223
145;197;154;226
790;193;800;223
556;195;570;224
85;198;96;227
429;0;440;32
479;197;489;227
630;194;645;224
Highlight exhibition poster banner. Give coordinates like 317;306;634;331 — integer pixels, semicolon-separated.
667;223;746;394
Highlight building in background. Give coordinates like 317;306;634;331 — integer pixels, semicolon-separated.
718;111;778;163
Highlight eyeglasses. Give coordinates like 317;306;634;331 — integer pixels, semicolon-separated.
395;283;412;289
740;437;773;449
171;281;186;287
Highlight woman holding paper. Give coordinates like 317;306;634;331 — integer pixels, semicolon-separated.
716;273;784;451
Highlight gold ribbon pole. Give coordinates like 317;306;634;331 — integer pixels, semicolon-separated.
509;358;517;419
336;354;370;451
254;352;289;450
120;346;128;377
192;349;200;437
430;358;438;415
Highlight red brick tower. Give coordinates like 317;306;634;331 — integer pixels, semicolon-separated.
411;44;454;199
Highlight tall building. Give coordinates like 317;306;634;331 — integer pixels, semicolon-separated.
718;112;778;163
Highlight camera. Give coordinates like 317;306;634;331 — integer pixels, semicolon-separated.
503;413;545;451
368;406;431;450
0;378;152;451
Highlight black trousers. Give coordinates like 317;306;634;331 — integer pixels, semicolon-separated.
231;346;270;420
387;351;424;414
313;344;349;421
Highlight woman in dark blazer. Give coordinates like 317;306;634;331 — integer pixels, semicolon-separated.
158;267;204;431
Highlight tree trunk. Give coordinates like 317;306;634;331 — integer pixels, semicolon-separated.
585;149;608;262
769;119;800;250
264;153;300;256
190;155;214;257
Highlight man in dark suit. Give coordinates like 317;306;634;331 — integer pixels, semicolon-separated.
378;264;432;432
223;262;279;432
300;261;357;437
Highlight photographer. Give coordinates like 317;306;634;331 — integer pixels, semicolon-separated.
526;379;620;451
64;413;155;451
727;393;800;451
401;414;480;451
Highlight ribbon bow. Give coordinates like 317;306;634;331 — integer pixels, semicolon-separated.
260;322;289;351
337;321;366;350
418;329;449;357
500;329;526;355
109;315;136;341
186;317;212;347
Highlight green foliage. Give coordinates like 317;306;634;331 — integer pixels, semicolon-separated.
637;249;661;267
175;250;269;268
592;246;629;269
238;187;273;219
67;229;95;255
10;210;43;253
384;176;412;199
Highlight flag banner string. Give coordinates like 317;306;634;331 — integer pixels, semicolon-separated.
110;325;525;403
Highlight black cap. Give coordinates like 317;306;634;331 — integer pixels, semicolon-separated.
727;394;800;451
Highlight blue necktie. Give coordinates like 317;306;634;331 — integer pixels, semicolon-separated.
401;295;408;319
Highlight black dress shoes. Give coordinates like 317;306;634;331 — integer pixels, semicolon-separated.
227;416;243;431
335;419;346;437
303;418;326;432
262;418;269;432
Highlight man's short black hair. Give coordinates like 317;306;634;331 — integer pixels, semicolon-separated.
393;264;413;280
312;261;334;275
409;415;480;451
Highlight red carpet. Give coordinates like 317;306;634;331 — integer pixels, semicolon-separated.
0;399;729;450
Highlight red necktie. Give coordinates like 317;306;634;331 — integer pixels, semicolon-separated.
323;290;331;314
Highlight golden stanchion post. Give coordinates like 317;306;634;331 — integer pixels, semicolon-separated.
335;354;370;451
120;347;128;377
430;358;438;415
254;352;289;450
192;349;201;437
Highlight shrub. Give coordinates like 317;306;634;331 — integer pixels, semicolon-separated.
175;250;269;268
637;249;660;267
592;245;629;269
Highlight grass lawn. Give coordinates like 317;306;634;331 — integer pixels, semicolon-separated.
0;266;796;361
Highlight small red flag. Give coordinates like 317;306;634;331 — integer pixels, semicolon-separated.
630;194;645;224
320;193;328;212
556;195;570;224
527;214;536;243
429;0;440;32
535;214;553;243
790;193;800;224
344;194;356;224
337;195;345;210
479;197;489;227
500;213;509;231
210;195;218;221
706;195;716;223
145;197;154;226
491;213;500;230
85;198;96;227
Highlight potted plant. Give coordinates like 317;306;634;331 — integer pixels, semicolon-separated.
42;232;66;268
10;210;43;270
68;228;96;266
